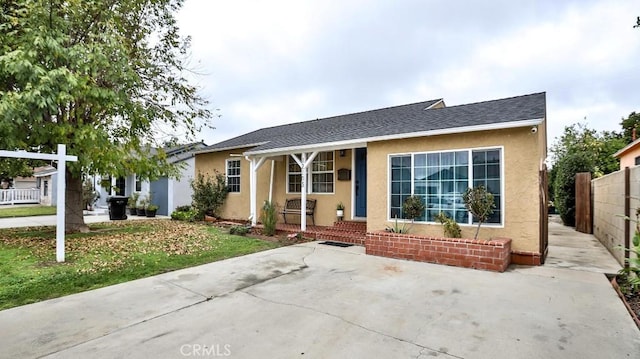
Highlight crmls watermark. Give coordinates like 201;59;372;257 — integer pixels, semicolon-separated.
180;344;232;357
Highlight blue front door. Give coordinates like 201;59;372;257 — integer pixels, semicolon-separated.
355;148;367;217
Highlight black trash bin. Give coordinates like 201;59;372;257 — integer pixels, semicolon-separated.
107;196;129;220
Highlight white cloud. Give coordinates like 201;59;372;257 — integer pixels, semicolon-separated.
177;0;640;147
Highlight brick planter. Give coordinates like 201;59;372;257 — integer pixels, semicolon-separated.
365;231;512;272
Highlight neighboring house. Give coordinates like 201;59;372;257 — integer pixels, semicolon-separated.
0;167;50;205
95;142;206;215
613;137;640;169
34;166;58;206
12;175;37;189
194;92;548;265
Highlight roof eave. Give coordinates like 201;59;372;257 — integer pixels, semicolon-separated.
244;118;545;157
613;137;640;158
194;142;269;155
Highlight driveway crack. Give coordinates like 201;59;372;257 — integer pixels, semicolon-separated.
241;291;463;359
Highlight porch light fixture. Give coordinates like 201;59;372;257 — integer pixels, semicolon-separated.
339;150;346;157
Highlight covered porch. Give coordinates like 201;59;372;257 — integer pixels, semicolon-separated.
243;145;368;232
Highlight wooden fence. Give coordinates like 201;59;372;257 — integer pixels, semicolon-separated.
575;172;592;234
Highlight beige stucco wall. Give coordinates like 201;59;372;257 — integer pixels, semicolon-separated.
618;146;640;169
195;122;546;253
195;148;354;226
367;125;545;253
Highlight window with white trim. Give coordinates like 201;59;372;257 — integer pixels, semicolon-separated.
287;151;334;193
226;159;241;193
389;148;502;225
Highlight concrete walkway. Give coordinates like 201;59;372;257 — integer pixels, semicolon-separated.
1;240;638;358
544;215;622;274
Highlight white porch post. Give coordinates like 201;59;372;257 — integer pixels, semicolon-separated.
291;151;319;232
268;160;275;203
246;156;267;226
300;153;308;231
249;158;257;225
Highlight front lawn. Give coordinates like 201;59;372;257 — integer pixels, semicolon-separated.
0;205;56;218
0;220;280;311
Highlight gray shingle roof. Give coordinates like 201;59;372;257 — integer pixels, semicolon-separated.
200;92;545;155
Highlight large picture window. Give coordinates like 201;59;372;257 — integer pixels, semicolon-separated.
226;159;241;193
288;152;334;194
389;148;502;225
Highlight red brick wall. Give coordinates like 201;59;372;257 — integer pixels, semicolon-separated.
365;232;512;272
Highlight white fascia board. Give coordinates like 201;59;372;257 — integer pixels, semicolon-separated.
244;118;544;157
193;142;269;155
245;141;368;158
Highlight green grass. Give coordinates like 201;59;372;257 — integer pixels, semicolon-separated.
0;220;281;310
0;205;56;218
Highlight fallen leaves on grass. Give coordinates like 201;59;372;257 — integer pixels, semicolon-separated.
0;220;219;273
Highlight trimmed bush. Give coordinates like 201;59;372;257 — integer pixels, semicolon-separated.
462;186;495;239
403;195;426;221
171;208;197;222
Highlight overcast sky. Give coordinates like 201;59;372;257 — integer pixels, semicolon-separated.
177;0;639;152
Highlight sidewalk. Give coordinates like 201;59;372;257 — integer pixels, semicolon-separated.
0;212;168;229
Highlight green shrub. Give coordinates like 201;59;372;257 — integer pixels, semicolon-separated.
229;225;249;236
170;208;197;222
553;152;594;226
403;195;426;221
462;186;495;239
617;208;640;294
385;216;410;233
191;171;229;220
175;205;192;212
434;212;462;238
260;201;278;236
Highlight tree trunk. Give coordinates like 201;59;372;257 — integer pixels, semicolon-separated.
65;168;89;233
474;221;482;240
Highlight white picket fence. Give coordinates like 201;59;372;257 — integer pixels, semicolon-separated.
0;188;40;205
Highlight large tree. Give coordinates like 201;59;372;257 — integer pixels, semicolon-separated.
620;112;640;144
550;123;625;226
0;0;211;231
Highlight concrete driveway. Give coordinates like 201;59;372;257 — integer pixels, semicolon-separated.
1;240;639;358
